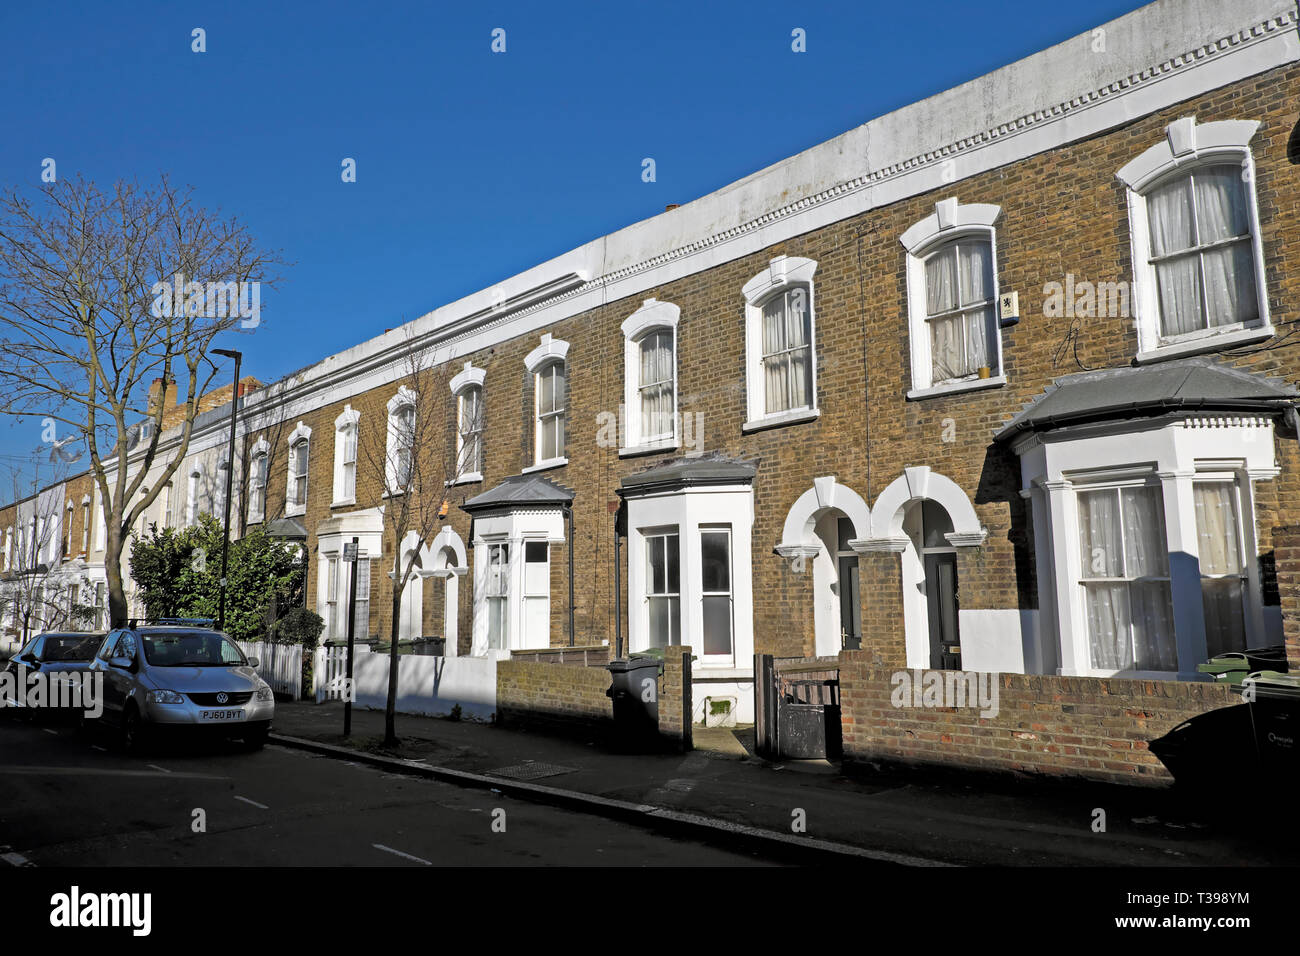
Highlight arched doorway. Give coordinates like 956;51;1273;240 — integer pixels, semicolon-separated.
903;499;960;669
776;476;871;658
422;527;468;657
868;466;987;670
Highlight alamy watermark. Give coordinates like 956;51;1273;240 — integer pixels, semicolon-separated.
0;666;102;718
890;668;999;719
1042;274;1131;319
150;272;261;329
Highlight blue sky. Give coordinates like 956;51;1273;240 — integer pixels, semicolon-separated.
0;0;1147;484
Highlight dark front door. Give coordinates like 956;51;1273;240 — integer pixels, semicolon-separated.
838;554;861;650
924;552;961;669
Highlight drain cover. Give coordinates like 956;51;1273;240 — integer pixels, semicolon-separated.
486;762;577;781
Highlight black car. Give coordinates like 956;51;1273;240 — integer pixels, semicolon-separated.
1;631;106;715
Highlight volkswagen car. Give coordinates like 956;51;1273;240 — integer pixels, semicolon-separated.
85;621;274;752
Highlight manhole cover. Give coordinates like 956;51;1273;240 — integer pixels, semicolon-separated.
486;762;577;781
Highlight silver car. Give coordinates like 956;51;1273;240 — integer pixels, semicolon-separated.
86;624;274;752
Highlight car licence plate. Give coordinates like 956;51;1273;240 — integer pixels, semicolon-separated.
200;709;244;721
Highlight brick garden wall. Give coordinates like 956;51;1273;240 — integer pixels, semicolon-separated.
657;645;693;751
838;651;1238;786
495;658;612;730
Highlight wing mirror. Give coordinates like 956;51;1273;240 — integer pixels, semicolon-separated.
246;657;260;668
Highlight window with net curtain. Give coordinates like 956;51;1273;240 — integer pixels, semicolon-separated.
637;329;674;442
392;405;413;489
486;542;508;649
536;361;565;461
457;385;483;477
1145;164;1258;340
1193;479;1248;658
1076;484;1175;671
340;423;358;498
249;453;266;520
760;286;812;414
922;236;996;384
291;439;309;506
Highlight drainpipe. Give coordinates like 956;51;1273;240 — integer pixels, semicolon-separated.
566;503;575;647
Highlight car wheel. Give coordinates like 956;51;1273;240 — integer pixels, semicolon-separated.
120;706;149;755
242;726;269;751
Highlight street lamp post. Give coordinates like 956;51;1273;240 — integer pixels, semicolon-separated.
212;348;242;632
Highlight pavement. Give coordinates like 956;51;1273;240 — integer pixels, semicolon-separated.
269;700;1300;866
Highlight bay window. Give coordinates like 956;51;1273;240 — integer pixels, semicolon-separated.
1193;479;1248;658
700;528;733;659
645;530;680;649
486;541;509;650
1076;484;1175;672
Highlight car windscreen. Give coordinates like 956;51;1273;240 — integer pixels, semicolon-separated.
40;635;102;662
140;631;247;667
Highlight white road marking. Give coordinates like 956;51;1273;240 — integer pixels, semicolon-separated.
1;852;30;867
146;764;171;773
372;843;432;865
42;729;57;735
234;795;268;809
91;745;107;752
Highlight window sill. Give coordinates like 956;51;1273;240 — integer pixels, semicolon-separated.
330;498;357;509
619;438;678;459
907;375;1007;401
247;516;264;526
381;489;408;500
285;504;306;518
522;457;568;474
741;407;820;434
446;472;482;487
1135;325;1274;364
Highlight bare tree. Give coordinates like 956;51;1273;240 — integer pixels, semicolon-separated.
0;176;284;627
359;334;472;746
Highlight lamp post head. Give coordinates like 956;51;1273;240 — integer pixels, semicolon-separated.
212;348;242;361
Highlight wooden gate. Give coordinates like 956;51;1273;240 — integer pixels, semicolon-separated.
754;654;841;759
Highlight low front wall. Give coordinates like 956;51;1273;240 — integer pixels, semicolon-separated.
496;658;612;730
349;653;498;722
838;651;1237;786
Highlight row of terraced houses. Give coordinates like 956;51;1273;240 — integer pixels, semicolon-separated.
5;0;1300;782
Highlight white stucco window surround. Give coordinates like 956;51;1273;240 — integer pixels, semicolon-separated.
316;506;385;642
1117;117;1271;363
523;333;570;473
384;387;417;495
1013;417;1279;682
620;299;680;457
900;198;1006;400
449;361;486;485
620;460;756;677
742;256;820;432
332;406;361;508
247;437;270;525
285;421;312;517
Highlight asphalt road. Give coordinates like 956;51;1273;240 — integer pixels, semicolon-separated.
0;715;772;867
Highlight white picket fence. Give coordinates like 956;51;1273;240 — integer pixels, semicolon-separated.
238;641;305;699
314;643;371;702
